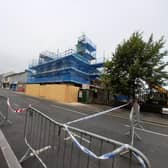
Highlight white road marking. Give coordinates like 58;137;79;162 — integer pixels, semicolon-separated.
109;114;168;128
51;104;86;116
125;125;168;137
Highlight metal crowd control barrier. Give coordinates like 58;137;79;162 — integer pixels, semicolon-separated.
121;102;144;158
20;106;150;168
0;96;10;126
124;102;143;146
124;107;141;146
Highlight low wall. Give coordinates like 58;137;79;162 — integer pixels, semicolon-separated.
25;84;79;103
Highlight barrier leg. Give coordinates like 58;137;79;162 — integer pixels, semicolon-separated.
20;145;51;164
20;149;31;163
124;126;141;141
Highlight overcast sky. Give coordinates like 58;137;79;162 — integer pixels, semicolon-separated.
0;0;167;73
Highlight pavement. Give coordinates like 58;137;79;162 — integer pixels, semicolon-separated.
0;88;168;168
0;129;22;168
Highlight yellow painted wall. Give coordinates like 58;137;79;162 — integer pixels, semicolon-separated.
25;84;79;103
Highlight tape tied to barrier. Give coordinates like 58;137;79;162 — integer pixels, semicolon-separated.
63;103;130;159
7;98;27;113
66;103;129;125
63;124;129;160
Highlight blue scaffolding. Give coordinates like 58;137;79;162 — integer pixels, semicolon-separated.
28;35;103;85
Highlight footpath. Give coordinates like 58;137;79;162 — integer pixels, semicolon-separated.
0;129;22;168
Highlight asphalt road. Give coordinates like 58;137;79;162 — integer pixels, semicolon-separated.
0;88;168;168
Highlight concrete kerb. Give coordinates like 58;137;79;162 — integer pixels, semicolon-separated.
0;129;22;168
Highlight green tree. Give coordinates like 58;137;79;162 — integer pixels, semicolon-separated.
102;32;168;98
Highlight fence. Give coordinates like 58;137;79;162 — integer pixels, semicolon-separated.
0;96;10;126
20;106;150;168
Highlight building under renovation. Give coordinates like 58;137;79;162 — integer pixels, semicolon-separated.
28;35;103;85
26;35;104;103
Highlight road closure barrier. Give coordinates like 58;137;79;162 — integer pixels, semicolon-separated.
7;98;27;113
20;106;151;168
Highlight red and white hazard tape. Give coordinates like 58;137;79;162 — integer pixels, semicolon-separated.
15;108;27;113
7;98;27;113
